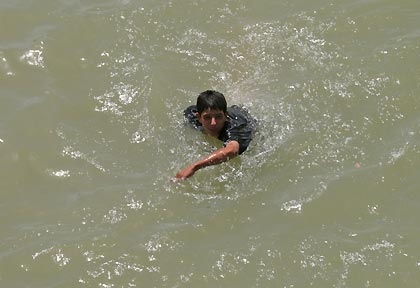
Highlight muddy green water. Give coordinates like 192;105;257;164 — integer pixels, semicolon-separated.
1;0;420;287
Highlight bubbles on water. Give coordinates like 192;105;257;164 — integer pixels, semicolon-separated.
293;233;408;287
129;119;153;143
239;12;410;209
144;233;183;254
94;82;139;116
32;246;70;267
47;169;71;178
19;41;45;68
387;146;407;164
125;194;144;211
210;239;259;280
62;145;107;173
368;204;379;215
241;12;337;76
32;246;55;260
52;249;71;267
91;20;154;146
84;252;145;283
83;250;105;263
0;51;15;76
103;207;127;224
165;27;222;73
281;200;303;214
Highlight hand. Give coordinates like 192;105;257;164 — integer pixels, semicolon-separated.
175;165;196;179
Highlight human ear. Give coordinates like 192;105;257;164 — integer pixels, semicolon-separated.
195;112;203;124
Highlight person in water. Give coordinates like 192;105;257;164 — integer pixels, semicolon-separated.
176;90;257;179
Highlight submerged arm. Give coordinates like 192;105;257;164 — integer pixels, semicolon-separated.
175;140;240;179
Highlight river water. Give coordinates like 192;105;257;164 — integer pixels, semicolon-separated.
1;0;420;287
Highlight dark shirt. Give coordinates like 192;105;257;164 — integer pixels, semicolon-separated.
184;105;257;154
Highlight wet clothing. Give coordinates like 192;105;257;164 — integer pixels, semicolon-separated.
184;105;257;154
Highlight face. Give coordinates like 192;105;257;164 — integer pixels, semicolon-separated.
196;108;227;137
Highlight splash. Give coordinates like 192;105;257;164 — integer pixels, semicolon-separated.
20;42;45;68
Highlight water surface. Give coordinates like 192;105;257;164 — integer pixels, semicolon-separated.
1;0;420;287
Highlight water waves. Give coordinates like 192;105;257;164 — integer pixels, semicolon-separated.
4;1;420;287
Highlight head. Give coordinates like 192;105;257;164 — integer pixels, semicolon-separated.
196;90;228;137
196;90;227;114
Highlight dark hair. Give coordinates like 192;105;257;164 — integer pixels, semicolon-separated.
196;90;227;114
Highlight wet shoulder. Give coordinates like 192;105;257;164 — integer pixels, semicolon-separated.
227;105;257;129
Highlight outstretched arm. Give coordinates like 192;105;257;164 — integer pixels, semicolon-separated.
175;140;240;179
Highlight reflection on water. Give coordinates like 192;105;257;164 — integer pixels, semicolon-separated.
1;0;420;287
